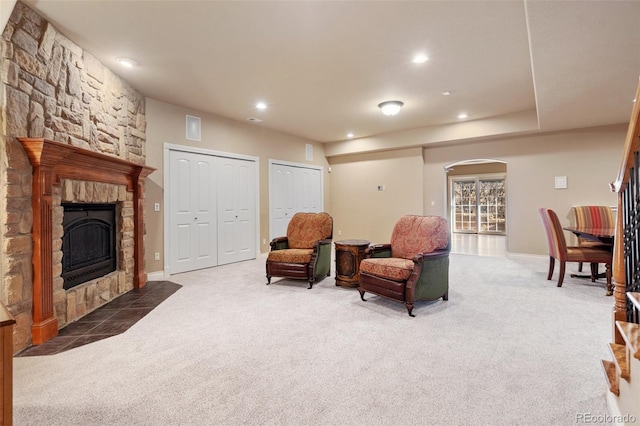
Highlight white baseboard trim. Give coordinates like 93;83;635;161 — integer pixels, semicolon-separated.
147;271;166;281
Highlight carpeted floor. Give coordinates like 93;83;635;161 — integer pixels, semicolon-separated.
13;253;615;425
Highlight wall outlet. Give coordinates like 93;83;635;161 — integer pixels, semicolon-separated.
263;239;266;245
154;252;160;261
154;203;160;211
377;185;385;191
338;230;342;236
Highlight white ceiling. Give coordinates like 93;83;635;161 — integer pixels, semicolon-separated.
21;0;640;147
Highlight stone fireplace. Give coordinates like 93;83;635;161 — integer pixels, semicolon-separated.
1;2;149;352
55;181;127;323
18;138;154;344
61;202;117;290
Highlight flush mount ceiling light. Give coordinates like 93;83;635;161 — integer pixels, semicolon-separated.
255;102;267;110
457;113;468;119
378;101;404;116
116;57;138;68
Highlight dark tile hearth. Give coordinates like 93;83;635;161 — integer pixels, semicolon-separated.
17;281;181;357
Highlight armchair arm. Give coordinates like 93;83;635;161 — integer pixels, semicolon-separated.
365;244;392;258
406;249;450;302
310;238;333;278
269;237;289;251
411;249;451;263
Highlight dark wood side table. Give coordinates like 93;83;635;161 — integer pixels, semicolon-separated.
334;239;371;288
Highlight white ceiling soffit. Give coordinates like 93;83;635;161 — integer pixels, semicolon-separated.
19;0;640;150
526;0;640;131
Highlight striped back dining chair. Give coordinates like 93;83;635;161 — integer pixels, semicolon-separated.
538;208;613;293
573;206;615;272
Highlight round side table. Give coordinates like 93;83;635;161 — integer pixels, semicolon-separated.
334;239;371;288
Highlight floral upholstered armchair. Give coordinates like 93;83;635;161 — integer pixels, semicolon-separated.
358;215;450;316
266;212;333;289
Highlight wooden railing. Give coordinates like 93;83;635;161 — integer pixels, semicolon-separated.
611;77;640;337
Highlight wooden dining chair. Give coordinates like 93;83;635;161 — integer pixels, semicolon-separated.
538;208;613;293
573;206;615;273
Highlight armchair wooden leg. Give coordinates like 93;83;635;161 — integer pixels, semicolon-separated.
266;275;271;285
308;280;314;289
578;262;583;272
405;302;415;317
358;288;366;301
442;291;449;301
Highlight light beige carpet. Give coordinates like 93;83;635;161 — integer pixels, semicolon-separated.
13;253;614;425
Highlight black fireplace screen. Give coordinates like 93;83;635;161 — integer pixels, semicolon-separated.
62;203;117;290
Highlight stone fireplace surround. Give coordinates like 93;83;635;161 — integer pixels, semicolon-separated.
17;137;154;345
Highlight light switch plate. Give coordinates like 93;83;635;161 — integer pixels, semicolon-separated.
554;176;567;189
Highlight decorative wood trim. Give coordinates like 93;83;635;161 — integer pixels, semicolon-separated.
0;303;15;426
17;138;155;345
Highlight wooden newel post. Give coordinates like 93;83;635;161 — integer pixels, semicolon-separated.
612;192;626;345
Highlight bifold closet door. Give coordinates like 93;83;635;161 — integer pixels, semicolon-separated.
217;157;256;265
269;163;323;240
270;164;296;239
294;167;322;212
169;150;218;274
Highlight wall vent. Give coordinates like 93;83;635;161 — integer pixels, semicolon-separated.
186;115;201;141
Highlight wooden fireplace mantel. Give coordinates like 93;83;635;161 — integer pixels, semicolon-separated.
17;138;155;345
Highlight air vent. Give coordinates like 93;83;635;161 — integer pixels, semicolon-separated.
186;115;201;141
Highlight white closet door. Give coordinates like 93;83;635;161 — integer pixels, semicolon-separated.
270;164;296;239
295;167;322;212
269;162;323;240
169;151;218;274
217;156;256;265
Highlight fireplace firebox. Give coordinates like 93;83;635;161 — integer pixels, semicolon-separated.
62;203;117;290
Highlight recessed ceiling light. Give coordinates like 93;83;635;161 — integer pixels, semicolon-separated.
347;132;354;138
458;113;468;119
116;57;137;68
442;91;452;96
412;54;429;64
256;102;267;110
